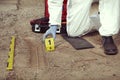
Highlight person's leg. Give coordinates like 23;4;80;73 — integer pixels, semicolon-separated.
99;0;120;36
99;0;120;55
48;0;64;25
67;0;93;37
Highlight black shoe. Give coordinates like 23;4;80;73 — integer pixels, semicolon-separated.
102;36;118;55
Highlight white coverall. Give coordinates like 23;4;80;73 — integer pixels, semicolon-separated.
48;0;120;37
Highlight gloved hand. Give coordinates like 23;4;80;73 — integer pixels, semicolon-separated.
43;25;57;41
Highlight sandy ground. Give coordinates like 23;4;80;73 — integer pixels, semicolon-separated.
0;0;120;80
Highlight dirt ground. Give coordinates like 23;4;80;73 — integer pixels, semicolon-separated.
0;0;120;80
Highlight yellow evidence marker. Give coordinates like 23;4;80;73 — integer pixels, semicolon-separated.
45;37;55;51
6;36;15;70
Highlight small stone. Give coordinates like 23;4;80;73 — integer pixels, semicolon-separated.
113;74;116;76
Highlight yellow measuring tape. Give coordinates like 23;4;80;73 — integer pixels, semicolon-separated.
6;36;15;70
45;38;55;51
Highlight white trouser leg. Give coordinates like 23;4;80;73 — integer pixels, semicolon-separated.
48;0;64;25
99;0;120;36
67;0;93;37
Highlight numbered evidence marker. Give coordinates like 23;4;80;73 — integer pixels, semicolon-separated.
6;36;15;70
45;38;55;51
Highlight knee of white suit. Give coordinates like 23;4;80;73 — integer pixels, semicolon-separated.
67;13;101;37
66;23;92;37
66;28;79;37
67;30;84;37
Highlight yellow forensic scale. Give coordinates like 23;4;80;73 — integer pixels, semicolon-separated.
6;36;15;70
45;37;55;51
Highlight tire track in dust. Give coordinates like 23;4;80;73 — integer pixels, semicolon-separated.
24;37;48;69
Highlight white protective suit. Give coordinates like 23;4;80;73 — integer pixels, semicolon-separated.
48;0;120;37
